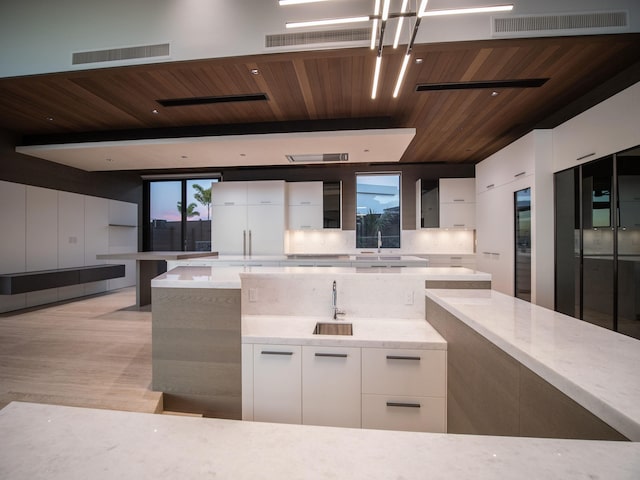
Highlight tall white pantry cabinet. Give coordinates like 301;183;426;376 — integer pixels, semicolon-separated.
211;180;286;256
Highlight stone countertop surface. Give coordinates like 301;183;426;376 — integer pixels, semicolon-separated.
151;265;491;289
2;402;639;480
97;251;218;260
242;315;447;349
425;288;640;441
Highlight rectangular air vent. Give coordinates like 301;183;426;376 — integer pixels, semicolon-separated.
415;78;548;92
72;43;170;65
493;11;628;36
286;153;349;163
266;28;370;48
157;93;268;107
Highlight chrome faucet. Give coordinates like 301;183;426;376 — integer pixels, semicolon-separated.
332;280;345;320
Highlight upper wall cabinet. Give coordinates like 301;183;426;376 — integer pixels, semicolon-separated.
287;182;323;230
439;178;476;229
416;178;475;229
108;199;137;227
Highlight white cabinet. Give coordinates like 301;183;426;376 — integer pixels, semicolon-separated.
302;345;361;428
212;181;285;255
108;199;137;226
287;182;323;230
361;348;446;433
252;344;301;424
439;178;475;204
439;178;475;229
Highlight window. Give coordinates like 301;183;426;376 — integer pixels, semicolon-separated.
356;173;401;249
146;177;218;251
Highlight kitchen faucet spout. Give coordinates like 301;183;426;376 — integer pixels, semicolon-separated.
332;280;345;320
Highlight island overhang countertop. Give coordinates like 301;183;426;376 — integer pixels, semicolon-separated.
425;288;640;442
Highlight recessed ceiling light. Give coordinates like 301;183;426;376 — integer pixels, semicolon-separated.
181;155;188;159
106;158;113;162
151;109;159;114
250;68;259;75
364;149;370;152
45;116;54;121
240;153;247;157
415;58;423;64
491;91;500;97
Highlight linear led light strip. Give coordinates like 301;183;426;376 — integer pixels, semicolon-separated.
284;2;514;99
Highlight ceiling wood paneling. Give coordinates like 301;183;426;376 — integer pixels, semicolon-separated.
1;34;639;166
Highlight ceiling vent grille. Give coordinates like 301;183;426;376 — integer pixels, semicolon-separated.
493;11;628;36
286;153;349;163
72;43;170;65
266;28;370;48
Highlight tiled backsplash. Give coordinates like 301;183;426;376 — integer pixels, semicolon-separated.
285;229;475;255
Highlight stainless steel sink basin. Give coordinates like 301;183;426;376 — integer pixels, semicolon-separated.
313;322;353;336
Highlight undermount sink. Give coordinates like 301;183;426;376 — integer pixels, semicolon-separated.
313;322;353;336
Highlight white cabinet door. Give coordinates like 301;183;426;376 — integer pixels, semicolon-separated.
439;178;475;203
287;182;322;206
439;203;476;229
58;191;85;269
288;204;323;230
0;181;26;274
302;346;361;428
108;199;137;226
253;345;302;424
212;204;248;255
242;344;254;421
211;182;247;206
247;180;285;205
26;186;58;271
247;204;285;255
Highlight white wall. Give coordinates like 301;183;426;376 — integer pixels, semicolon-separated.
1;0;638;78
0;180;138;313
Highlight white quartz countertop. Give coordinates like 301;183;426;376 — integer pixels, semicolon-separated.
152;265;491;289
242;315;447;349
2;402;639;480
425;288;640;441
97;251;217;260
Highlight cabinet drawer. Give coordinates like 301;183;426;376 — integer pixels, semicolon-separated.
362;394;446;433
362;348;446;397
288;204;323;230
439;202;476;229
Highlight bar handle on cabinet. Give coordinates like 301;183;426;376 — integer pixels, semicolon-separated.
386;355;421;361
486;184;495;189
261;351;294;356
386;402;421;408
243;230;247;257
514;171;526;178
453;224;466;227
453;199;465;202
248;230;252;257
315;353;348;358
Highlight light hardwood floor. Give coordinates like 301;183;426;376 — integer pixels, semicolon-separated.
0;287;162;413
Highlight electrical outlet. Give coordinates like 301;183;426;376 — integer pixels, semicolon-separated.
404;291;414;305
249;288;258;302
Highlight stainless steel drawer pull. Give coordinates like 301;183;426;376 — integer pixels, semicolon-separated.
453;198;465;202
224;201;235;205
386;402;421;408
260;200;272;204
301;201;311;205
514;171;526;177
315;353;348;358
261;351;294;356
386;355;421;361
486;183;494;189
453;224;465;227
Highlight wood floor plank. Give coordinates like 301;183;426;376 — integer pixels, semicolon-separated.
0;287;162;413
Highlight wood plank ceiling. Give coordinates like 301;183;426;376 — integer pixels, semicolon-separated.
1;33;639;165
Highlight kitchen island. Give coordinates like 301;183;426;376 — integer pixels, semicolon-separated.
426;288;640;441
150;266;490;417
2;401;639;480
